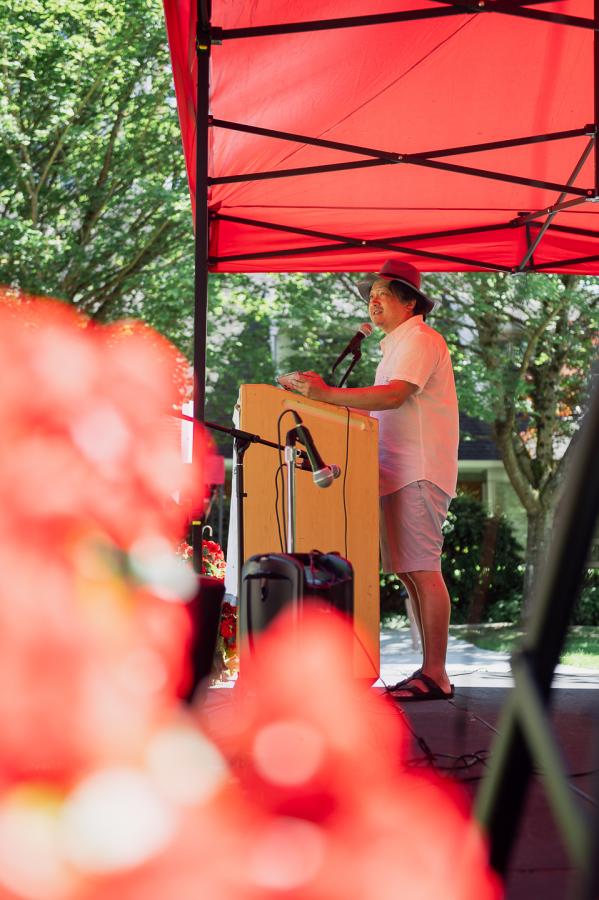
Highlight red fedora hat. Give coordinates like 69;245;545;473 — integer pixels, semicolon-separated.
357;258;435;314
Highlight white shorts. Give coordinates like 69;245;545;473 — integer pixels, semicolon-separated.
380;480;451;574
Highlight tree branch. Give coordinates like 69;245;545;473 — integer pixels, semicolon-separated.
513;430;536;484
2;63;37;206
333;272;364;300
78;82;136;247
494;419;540;515
36;75;106;199
516;277;578;383
62;201;168;299
85;220;174;318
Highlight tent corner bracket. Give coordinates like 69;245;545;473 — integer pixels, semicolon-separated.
197;27;223;51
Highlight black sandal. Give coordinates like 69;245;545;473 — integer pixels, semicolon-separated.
390;672;454;702
387;668;422;692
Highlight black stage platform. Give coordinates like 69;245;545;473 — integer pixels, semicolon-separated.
392;685;599;900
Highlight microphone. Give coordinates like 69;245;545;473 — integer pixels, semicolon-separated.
288;411;341;488
331;322;373;373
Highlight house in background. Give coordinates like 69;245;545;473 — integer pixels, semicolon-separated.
458;413;599;566
457;413;527;549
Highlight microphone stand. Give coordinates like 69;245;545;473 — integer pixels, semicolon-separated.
180;414;309;600
336;349;361;388
284;432;301;553
332;347;362;389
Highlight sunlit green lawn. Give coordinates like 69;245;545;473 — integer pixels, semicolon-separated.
448;623;599;670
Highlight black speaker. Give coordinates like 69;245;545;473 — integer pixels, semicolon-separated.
239;551;353;656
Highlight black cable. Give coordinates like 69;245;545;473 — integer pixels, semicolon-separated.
276;413;286;549
367;639;494;775
352;627;437;767
342;405;350;559
405;750;490;773
274;463;286;552
449;698;500;736
276;409;298;553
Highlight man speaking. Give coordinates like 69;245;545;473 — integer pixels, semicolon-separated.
288;258;459;701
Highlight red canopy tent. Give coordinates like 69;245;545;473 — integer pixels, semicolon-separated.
163;0;599;413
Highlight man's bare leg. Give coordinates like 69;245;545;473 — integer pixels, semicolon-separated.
394;570;451;696
401;577;423;650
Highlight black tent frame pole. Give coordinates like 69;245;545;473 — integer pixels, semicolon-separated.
209;119;593;197
191;0;211;573
206;116;599;269
209;211;514;271
429;0;595;31
515;196;591;225
544;222;599;238
210;2;595;40
209;156;590;196
533;250;599;270
596;0;599;197
516;137;596;270
212;118;588;162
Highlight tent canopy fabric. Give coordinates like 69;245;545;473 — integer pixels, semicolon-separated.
164;0;599;274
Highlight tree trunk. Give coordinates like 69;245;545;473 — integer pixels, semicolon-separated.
523;506;552;616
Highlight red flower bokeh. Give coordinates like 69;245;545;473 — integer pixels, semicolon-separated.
0;295;206;549
0;290;501;900
0;291;208;785
198;608;503;900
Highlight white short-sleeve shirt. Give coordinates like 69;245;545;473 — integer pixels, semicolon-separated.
371;315;459;498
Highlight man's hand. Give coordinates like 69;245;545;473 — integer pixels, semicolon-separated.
290;371;329;402
289;373;417;411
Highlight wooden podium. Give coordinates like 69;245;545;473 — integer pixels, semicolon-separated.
238;384;380;681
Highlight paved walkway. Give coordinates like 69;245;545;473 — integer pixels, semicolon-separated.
376;626;599;690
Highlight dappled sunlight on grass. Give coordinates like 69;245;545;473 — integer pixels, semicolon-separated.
447;624;599;669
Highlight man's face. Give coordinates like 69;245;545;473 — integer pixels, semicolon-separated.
368;278;415;334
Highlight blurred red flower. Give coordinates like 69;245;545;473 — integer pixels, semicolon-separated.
199;607;502;900
0;290;501;900
0;291;210;785
0;292;208;549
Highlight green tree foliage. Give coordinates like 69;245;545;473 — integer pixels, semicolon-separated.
427;271;599;600
574;571;599;626
266;271;379;388
0;0;195;347
205;274;276;453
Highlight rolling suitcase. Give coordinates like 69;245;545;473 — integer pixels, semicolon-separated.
239;551;353;654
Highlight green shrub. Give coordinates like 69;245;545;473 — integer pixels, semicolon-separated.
573;570;599;625
441;495;524;622
380;572;408;617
